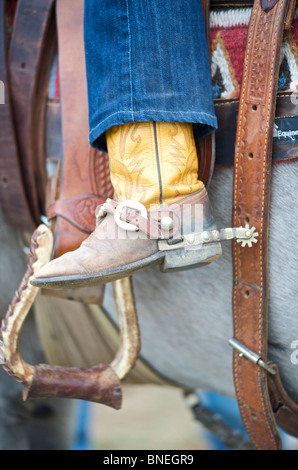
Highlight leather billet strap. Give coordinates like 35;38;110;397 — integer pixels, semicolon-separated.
231;0;297;450
214;92;298;167
199;0;216;189
49;0;113;258
9;0;56;227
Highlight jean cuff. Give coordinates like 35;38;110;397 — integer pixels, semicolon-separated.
88;109;218;152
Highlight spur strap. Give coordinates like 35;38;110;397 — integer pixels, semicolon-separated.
232;0;297;449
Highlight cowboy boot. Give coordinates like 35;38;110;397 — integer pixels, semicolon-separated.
31;122;221;288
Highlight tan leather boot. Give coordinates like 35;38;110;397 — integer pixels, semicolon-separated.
31;122;221;288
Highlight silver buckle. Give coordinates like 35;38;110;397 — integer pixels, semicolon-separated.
114;200;147;232
228;338;276;375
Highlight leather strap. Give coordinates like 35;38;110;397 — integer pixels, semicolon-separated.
0;0;35;232
199;0;216;189
95;198;181;239
9;0;56;225
214;93;298;167
268;364;298;438
47;195;104;233
50;0;113;258
232;0;296;450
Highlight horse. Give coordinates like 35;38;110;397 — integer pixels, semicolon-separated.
0;0;297;451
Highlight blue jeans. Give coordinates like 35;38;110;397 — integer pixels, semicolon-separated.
84;0;217;152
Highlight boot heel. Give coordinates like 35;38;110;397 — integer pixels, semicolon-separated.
160;242;222;273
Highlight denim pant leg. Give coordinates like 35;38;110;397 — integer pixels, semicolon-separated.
84;0;217;152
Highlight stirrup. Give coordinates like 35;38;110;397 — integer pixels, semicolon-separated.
0;225;140;409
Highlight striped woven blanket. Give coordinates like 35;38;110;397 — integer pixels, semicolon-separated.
210;7;298;99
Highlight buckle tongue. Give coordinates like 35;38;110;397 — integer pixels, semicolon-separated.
229;338;276;375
